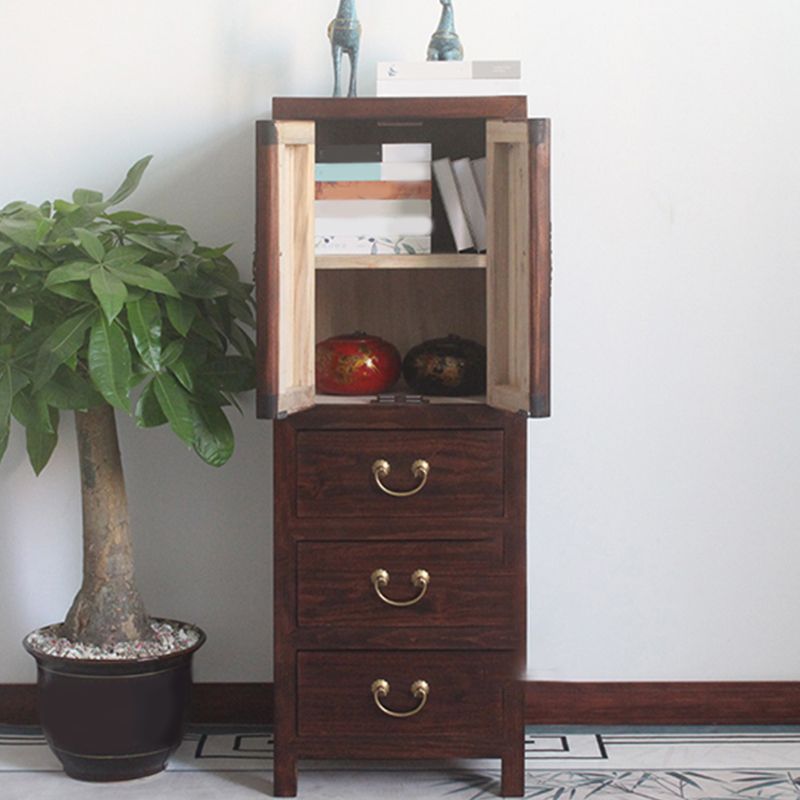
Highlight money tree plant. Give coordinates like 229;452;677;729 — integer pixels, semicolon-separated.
0;157;255;649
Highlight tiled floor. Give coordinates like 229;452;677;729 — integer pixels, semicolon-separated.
3;726;800;798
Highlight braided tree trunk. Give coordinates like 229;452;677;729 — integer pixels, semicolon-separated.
61;404;153;646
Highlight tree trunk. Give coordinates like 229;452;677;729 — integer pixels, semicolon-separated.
61;404;153;646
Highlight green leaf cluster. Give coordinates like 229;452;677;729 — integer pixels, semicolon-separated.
0;157;255;473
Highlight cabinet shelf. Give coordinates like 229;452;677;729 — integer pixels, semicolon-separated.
315;254;487;271
314;393;488;406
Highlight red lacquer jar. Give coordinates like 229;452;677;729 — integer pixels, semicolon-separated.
315;332;401;395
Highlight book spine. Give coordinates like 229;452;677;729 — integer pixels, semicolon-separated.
316;143;432;163
315;162;431;182
316;143;382;163
381;143;433;162
451;157;487;252
432;159;474;252
377;60;521;80
316;181;432;201
315;235;431;255
471;157;487;206
376;79;521;98
315;199;434;237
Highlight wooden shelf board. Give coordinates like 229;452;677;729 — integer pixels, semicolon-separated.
315;254;487;270
314;394;487;406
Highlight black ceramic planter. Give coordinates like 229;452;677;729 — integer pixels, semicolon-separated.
23;619;205;782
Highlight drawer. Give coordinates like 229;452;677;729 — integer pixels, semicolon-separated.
297;541;515;629
295;429;504;518
297;651;510;738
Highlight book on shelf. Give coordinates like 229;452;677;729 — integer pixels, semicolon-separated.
471;157;487;206
451;158;486;252
432;158;474;252
315;200;433;237
316;143;432;163
377;60;521;81
315;235;431;256
314;142;433;255
316;180;431;201
377;79;521;97
315;162;431;182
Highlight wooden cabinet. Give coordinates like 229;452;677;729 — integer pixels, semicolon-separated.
256;97;551;797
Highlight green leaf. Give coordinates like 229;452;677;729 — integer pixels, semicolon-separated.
135;379;167;428
190;404;234;467
126;295;161;371
0;218;45;250
12;390;54;432
105;210;150;224
39;367;102;411
0;421;8;462
75;228;105;262
11;251;50;272
32;308;96;390
102;245;146;269
45;261;96;286
88;317;132;411
26;408;59;475
90;267;128;322
107;156;153;206
169;270;227;298
108;262;179;297
169;357;194;392
198;356;256;393
153;372;194;445
0;363;12;426
0;295;33;324
124;233;172;254
47;281;96;303
160;339;184;368
73;188;104;205
164;296;196;336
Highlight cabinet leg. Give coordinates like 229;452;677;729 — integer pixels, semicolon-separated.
274;753;297;797
501;750;525;797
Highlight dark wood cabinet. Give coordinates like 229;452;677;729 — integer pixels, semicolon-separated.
256;97;551;797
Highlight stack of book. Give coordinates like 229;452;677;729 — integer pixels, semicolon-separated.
433;156;487;253
315;143;433;255
376;60;521;97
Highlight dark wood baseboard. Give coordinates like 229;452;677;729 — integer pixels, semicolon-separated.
3;681;800;727
525;682;800;725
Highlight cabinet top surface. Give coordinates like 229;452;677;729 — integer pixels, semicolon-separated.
272;96;528;121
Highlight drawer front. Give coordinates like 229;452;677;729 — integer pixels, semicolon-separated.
297;541;514;628
297;651;510;738
295;429;505;518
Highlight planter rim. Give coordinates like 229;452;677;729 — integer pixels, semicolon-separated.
23;617;206;669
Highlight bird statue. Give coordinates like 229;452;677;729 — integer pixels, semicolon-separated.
427;0;464;61
328;0;361;97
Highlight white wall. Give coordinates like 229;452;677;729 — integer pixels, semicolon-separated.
1;0;799;684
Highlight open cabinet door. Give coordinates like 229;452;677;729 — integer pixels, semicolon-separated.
486;119;551;417
256;120;316;419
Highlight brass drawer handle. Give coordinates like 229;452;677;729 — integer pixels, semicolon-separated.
371;459;430;498
371;679;430;718
371;568;430;607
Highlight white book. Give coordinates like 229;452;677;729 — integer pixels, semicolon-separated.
315;200;433;237
382;143;432;162
432;158;474;252
378;61;521;81
451;158;487;252
471;157;487;206
382;162;431;181
377;79;521;98
315;235;431;255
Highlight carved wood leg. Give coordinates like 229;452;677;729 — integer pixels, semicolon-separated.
274;750;297;797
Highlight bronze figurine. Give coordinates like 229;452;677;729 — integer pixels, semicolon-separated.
328;0;361;97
